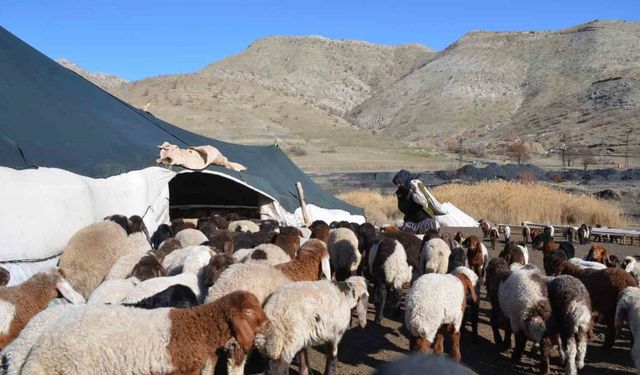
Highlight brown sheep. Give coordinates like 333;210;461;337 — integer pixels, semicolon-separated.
499;242;526;266
273;227;303;259
585;244;617;267
202;253;236;288
150;238;183;263
489;227;499;251
463;235;486;282
485;257;512;349
127;255;166;281
557;261;637;350
0;268;84;348
309;220;330;243
479;221;491;239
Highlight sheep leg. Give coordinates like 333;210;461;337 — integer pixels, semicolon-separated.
451;329;462;363
490;306;504;347
374;282;387;324
576;333;587;369
564;335;577;375
603;314;617;350
227;354;247;375
501;321;513;352
511;331;527;363
323;342;338;375
434;325;447;354
298;348;311;375
540;338;551;375
265;359;290;375
410;336;431;353
470;300;479;342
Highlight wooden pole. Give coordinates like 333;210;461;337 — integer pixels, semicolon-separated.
296;181;311;226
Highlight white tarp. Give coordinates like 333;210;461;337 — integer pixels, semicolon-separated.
294;204;366;226
436;202;478;228
0;166;174;285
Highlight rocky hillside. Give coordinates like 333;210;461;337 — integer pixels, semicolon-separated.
350;20;640;154
56;58;128;93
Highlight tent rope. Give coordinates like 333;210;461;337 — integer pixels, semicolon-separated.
0;251;63;264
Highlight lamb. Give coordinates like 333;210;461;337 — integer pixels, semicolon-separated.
463;235;487;282
485;257;513;348
205;239;331;305
383;230;423;278
88;277;140;304
256;276;369;375
404;267;478;362
498;266;554;374
328;228;362;281
0;268;9;287
556;260;637;350
233;244;292;266
174;228;208;247
310;220;330;243
228;220;260;233
123;284;198;309
58;220;146;298
0;268;85;348
201;253;236;288
366;238;413;323
489;227;499;250
19;291;270;375
622;256;640;285
479;220;491;239
533;234;575;276
546;275;592;375
122;246;214;304
615;287;640;370
150;224;173;250
421;237;451;275
272;227;304;259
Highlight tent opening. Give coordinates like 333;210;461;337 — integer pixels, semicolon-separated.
169;172;263;220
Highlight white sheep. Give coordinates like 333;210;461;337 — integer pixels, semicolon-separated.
19;291;269;375
161;245;210;275
122;246;214;304
615;286;640;372
228;220;260;233
499;266;554;373
622;256;640;286
255;276;369;374
174;228;208;247
517;244;529;264
504;225;511;242
404;267;478;361
420;238;451;274
233;244;291;266
327;228;361;280
568;257;607;270
87;277;140;305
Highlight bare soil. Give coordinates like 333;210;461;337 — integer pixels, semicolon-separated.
285;228;639;374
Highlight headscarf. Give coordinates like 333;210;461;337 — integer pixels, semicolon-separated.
392;169;413;190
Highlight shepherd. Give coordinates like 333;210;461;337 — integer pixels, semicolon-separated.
393;170;448;234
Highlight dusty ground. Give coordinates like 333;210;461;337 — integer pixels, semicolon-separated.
285;228;640;374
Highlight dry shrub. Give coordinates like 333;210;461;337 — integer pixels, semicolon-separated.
431;181;627;227
337;182;628;227
336;189;402;226
517;171;538;183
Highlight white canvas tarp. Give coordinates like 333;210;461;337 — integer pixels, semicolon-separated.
0;166;174;285
436;202;478;228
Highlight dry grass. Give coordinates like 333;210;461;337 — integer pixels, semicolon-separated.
338;181;628;227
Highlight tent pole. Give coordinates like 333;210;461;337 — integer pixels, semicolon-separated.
296;181;312;226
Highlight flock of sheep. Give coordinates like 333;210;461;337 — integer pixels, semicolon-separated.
0;213;639;374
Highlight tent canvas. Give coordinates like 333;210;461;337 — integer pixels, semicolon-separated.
0;26;364;284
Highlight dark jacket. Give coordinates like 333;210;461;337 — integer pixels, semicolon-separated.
396;186;430;223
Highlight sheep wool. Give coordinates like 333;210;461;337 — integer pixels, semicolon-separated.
241;244;292;266
328;228;361;273
568;258;607;270
205;263;291;304
421;238;451;274
228;220;260;233
174;228;208;247
161;246;209;275
105;253;147;280
616;287;640;371
58;221;135;298
88;277;140;305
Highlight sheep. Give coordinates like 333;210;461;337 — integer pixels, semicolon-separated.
19;291;270;375
405;267;478;362
161;245;213;275
0;268;9;287
563;226;577;244
272;227;304;259
310;220;330;243
151;238;183;262
127;254;166;281
485;257;513;348
544;225;555;238
382;230;423;279
58;220;145;298
615;287;640;370
498;266;554;374
105;253;147;280
622;256;640;285
578;224;590;245
533;234;575;276
228;219;260;233
366;238;413;324
150;224;173;250
122;246;214;304
0;268;85;348
328;228;362;281
201;253;236;288
568;257;607;270
205;239;331;305
522;224;531;244
546;275;592;375
447;248;467;272
479;220;491;239
462;235;487;282
503;225;511;243
486;227;498;251
256;276;369;375
174;228;208;247
259;219;280;234
556;260;637;350
234;244;292;266
453;231;465;247
123;284;198;309
421;237;451;275
88;277;140;305
585;243;618;267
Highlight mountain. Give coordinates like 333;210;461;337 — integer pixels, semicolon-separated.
56;58;128;93
349;20;640;154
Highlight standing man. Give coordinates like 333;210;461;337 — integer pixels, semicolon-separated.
393;169;445;233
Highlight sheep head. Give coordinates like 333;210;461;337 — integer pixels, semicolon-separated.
225;291;271;352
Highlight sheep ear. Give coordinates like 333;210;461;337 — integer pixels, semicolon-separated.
224;239;234;256
231;310;256;351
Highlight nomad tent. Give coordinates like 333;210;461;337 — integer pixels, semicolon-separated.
0;27;363;285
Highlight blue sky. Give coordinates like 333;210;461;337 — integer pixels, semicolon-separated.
1;0;638;81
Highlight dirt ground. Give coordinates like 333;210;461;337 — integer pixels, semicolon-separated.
285;228;640;375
